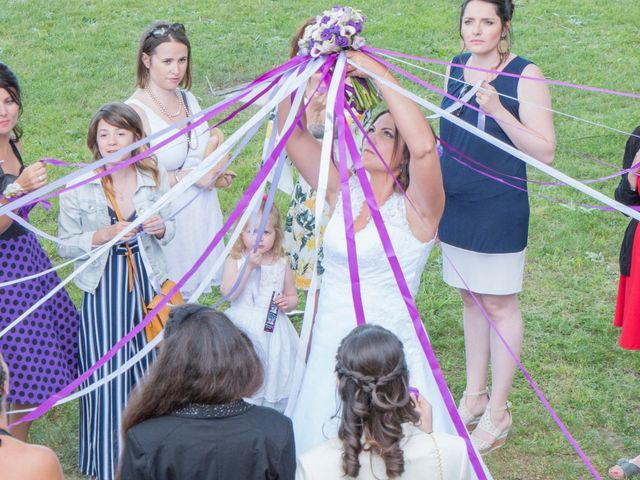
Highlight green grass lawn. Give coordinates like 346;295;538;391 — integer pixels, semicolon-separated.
2;0;640;478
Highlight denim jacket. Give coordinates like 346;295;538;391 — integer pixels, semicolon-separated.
57;167;175;293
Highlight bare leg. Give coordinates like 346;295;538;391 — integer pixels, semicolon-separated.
473;293;522;445
460;289;490;417
8;404;35;441
608;454;640;479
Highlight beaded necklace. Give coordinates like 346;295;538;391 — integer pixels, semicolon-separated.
146;87;186;119
145;88;198;150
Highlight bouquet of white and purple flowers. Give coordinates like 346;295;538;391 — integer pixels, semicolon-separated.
297;6;381;113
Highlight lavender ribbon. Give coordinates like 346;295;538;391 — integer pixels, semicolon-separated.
334;62;366;326
336;104;488;479
365;46;640;101
440;249;602;479
0;55;308;217
10;69;312;427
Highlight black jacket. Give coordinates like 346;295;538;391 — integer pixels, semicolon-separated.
615;126;640;276
119;401;296;480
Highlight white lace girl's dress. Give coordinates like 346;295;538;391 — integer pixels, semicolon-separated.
289;177;492;479
127;91;224;298
225;257;299;412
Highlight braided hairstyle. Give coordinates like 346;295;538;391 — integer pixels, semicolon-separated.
335;324;419;478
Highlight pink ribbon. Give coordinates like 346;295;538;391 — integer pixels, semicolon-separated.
440;248;602;479
333;63;366;326
0;54;309;217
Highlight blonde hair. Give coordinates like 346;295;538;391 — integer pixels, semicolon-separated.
230;202;285;260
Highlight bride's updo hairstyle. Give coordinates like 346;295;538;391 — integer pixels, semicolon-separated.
459;0;515;65
335;324;419;479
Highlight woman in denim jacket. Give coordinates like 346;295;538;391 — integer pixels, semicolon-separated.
57;103;174;480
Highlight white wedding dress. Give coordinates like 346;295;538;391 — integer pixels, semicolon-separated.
290;178;491;478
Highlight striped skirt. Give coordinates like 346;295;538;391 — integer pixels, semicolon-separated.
78;240;156;480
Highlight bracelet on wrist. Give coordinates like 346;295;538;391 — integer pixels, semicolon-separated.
174;170;182;183
2;182;25;198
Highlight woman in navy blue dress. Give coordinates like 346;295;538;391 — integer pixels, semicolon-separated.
439;0;555;453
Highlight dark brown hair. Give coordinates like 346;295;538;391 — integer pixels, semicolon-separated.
368;110;411;192
136;21;192;90
290;17;316;58
121;305;264;435
335;324;419;479
86;102;160;193
622;126;640;170
459;0;515;66
0;63;23;141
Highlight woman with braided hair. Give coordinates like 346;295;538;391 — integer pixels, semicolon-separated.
296;325;470;479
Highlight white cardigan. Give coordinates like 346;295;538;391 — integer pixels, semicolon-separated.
296;424;471;480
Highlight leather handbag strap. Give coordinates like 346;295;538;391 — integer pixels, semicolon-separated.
102;181;148;315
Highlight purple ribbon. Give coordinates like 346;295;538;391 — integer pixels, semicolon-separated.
10;60;312;428
336;105;488;479
0;55;308;217
334;63;366;326
365;46;640;101
440;249;602;479
361;51;539;152
440;138;640;213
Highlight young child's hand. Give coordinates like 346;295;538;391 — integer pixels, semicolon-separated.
247;251;263;268
274;292;293;311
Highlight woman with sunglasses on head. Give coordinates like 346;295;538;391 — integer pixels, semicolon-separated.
0;62;79;443
439;0;555;453
127;22;232;298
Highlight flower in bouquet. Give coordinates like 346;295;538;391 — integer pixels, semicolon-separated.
297;6;381;113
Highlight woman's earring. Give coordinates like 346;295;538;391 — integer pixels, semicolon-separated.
498;35;509;56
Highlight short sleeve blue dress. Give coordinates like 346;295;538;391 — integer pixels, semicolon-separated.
439;53;532;294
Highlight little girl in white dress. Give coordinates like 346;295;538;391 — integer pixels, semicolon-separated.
221;203;299;412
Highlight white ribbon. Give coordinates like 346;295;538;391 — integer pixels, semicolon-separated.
0;59;324;340
347;58;640;222
285;54;347;416
6;59;320;414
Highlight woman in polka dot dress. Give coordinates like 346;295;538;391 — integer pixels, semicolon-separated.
0;63;79;442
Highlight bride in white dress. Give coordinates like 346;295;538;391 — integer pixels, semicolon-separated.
280;51;449;446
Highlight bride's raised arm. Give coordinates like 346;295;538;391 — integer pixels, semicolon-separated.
277;92;341;205
348;51;445;226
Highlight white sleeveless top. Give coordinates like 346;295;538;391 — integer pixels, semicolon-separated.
126;91;225;297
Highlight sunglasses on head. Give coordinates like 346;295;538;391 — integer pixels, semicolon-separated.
147;23;186;39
